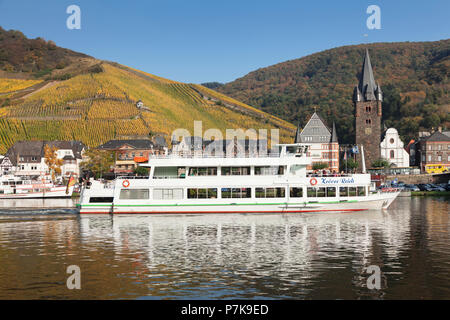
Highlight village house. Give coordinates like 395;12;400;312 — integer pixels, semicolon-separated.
4;140;86;178
97;139;167;174
416;130;450;173
171;136;268;157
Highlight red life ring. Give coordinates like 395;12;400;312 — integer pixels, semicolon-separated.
310;178;318;186
122;180;130;188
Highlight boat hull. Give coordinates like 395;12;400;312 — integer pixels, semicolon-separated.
0;186;74;199
79;193;399;214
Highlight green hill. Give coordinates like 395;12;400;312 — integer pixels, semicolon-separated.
0;27;295;154
217;40;450;144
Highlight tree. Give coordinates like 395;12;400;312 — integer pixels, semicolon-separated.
134;166;149;176
80;148;115;179
44;144;63;182
372;158;390;168
312;162;329;170
340;159;358;172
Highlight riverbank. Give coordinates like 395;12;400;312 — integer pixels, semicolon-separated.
411;191;450;197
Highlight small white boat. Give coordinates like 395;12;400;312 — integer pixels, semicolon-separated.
78;143;400;215
0;174;75;199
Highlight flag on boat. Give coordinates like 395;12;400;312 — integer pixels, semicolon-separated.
66;175;76;194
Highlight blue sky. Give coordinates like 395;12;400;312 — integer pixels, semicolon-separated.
0;0;448;83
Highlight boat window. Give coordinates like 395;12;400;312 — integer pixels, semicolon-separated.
187;188;217;199
120;189;150;200
89;197;114;203
255;166;286;175
221;167;250;176
153;188;183;200
290;187;303;198
221;187;251;198
307;187;335;197
348;187;357;197
188;167;217;176
357;186;366;196
339;187;348;197
153;167;179;179
255;187;285;198
327;187;336;197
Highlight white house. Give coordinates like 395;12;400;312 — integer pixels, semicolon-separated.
5;140;86;178
380;128;409;168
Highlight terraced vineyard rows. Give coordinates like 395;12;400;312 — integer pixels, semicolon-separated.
0;79;43;94
0;118;149;153
87;100;139;120
0;61;296;153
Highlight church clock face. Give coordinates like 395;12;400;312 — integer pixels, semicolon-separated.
365;127;372;135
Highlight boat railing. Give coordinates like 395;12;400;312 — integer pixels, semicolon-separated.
306;173;354;178
146;152;308;159
116;176;149;180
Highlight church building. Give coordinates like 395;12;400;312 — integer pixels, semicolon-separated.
295;112;339;172
380;128;410;168
353;49;383;170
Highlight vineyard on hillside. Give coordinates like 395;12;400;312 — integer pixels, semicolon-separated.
0;79;43;94
0;62;296;153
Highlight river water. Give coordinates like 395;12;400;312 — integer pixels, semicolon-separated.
0;197;448;299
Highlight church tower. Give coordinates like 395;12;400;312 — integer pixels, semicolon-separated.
354;49;383;170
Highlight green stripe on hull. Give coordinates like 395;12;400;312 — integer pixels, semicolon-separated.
80;200;359;207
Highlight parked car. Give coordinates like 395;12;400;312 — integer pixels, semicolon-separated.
404;184;420;191
417;184;429;191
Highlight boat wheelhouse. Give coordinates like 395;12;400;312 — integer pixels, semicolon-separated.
78;143;400;214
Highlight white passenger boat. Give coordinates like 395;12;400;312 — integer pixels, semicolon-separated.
78;143;400;214
0;174;75;199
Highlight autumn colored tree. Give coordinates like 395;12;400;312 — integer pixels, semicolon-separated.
44;144;63;182
80;148;115;179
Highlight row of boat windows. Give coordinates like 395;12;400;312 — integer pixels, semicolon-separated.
187;166;286;176
0;188;51;194
117;186;367;200
2;181;24;185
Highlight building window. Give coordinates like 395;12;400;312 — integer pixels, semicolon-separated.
390;138;394;144
365;119;372;125
390;150;395;159
428;155;432;161
438;155;442;162
366;106;372;112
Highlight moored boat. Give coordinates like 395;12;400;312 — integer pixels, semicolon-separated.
0;174;75;199
78;143;400;214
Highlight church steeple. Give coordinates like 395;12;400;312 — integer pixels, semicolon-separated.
294;122;301;143
354;49;382;102
331;122;338;143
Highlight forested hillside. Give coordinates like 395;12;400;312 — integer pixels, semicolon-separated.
217;40;449;144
